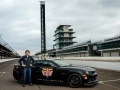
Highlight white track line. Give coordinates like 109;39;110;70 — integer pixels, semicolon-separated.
99;79;120;83
100;83;120;90
0;72;6;78
99;79;120;90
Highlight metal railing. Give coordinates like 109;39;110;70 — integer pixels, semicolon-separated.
0;36;13;51
0;36;19;57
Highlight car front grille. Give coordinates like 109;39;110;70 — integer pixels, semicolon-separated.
89;77;97;82
88;71;95;74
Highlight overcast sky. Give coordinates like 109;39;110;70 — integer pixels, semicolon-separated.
0;0;120;55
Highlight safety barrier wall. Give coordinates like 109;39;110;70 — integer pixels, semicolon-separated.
46;57;120;61
0;58;17;63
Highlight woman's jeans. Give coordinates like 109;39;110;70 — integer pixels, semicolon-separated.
23;68;32;84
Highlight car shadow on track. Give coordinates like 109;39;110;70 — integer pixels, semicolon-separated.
11;79;98;88
35;81;98;88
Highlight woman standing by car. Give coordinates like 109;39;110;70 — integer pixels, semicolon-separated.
18;50;34;87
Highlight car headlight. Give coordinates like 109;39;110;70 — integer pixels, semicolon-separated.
85;71;89;74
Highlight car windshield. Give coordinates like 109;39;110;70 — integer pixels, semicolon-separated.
53;60;70;67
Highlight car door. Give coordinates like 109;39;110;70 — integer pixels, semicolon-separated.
35;60;47;80
32;61;38;80
36;60;60;81
46;61;60;81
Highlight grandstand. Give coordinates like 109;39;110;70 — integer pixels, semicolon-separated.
97;34;120;57
56;40;90;57
0;36;19;59
34;23;120;57
56;34;120;57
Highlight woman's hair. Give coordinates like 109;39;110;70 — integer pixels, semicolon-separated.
25;50;30;53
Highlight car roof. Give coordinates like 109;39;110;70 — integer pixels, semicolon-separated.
35;59;60;62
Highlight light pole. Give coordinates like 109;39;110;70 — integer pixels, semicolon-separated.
0;34;3;45
0;34;3;59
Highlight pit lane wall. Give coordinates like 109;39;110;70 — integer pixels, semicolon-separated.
0;58;17;63
46;57;120;62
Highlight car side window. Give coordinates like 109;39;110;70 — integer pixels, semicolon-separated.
37;61;47;66
36;61;57;67
47;61;57;67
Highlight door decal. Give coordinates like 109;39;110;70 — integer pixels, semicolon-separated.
42;68;53;77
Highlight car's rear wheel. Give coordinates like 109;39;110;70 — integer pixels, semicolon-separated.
13;75;18;80
18;72;23;84
18;72;32;84
68;73;82;88
13;73;18;80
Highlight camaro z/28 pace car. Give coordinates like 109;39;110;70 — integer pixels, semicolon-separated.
13;60;98;88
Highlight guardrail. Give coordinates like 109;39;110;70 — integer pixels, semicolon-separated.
0;36;19;58
46;57;120;62
0;36;13;51
0;58;17;63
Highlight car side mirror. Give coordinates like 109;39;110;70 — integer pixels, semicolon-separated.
36;66;41;68
53;66;57;69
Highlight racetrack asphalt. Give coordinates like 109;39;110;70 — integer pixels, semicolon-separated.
0;59;120;90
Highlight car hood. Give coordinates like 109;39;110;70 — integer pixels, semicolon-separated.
62;64;95;71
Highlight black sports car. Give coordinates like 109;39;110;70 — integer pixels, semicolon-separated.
13;60;98;88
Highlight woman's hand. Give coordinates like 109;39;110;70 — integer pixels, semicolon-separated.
22;64;26;67
30;64;32;67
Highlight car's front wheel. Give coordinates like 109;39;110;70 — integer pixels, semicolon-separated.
68;73;83;88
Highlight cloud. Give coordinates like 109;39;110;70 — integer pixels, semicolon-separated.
0;0;120;55
98;0;120;8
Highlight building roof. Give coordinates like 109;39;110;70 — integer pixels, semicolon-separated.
56;40;91;51
53;36;76;41
54;31;75;36
53;41;77;46
97;35;120;44
55;25;71;32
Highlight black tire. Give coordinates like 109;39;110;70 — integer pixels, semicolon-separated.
13;71;18;80
18;72;30;84
68;73;82;88
18;72;23;84
13;76;18;80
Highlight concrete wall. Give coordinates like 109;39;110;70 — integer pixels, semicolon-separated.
80;53;84;57
47;57;120;61
103;52;110;57
0;58;17;63
57;52;88;58
102;50;120;57
111;51;119;57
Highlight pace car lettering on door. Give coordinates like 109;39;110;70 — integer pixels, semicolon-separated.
42;68;53;77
